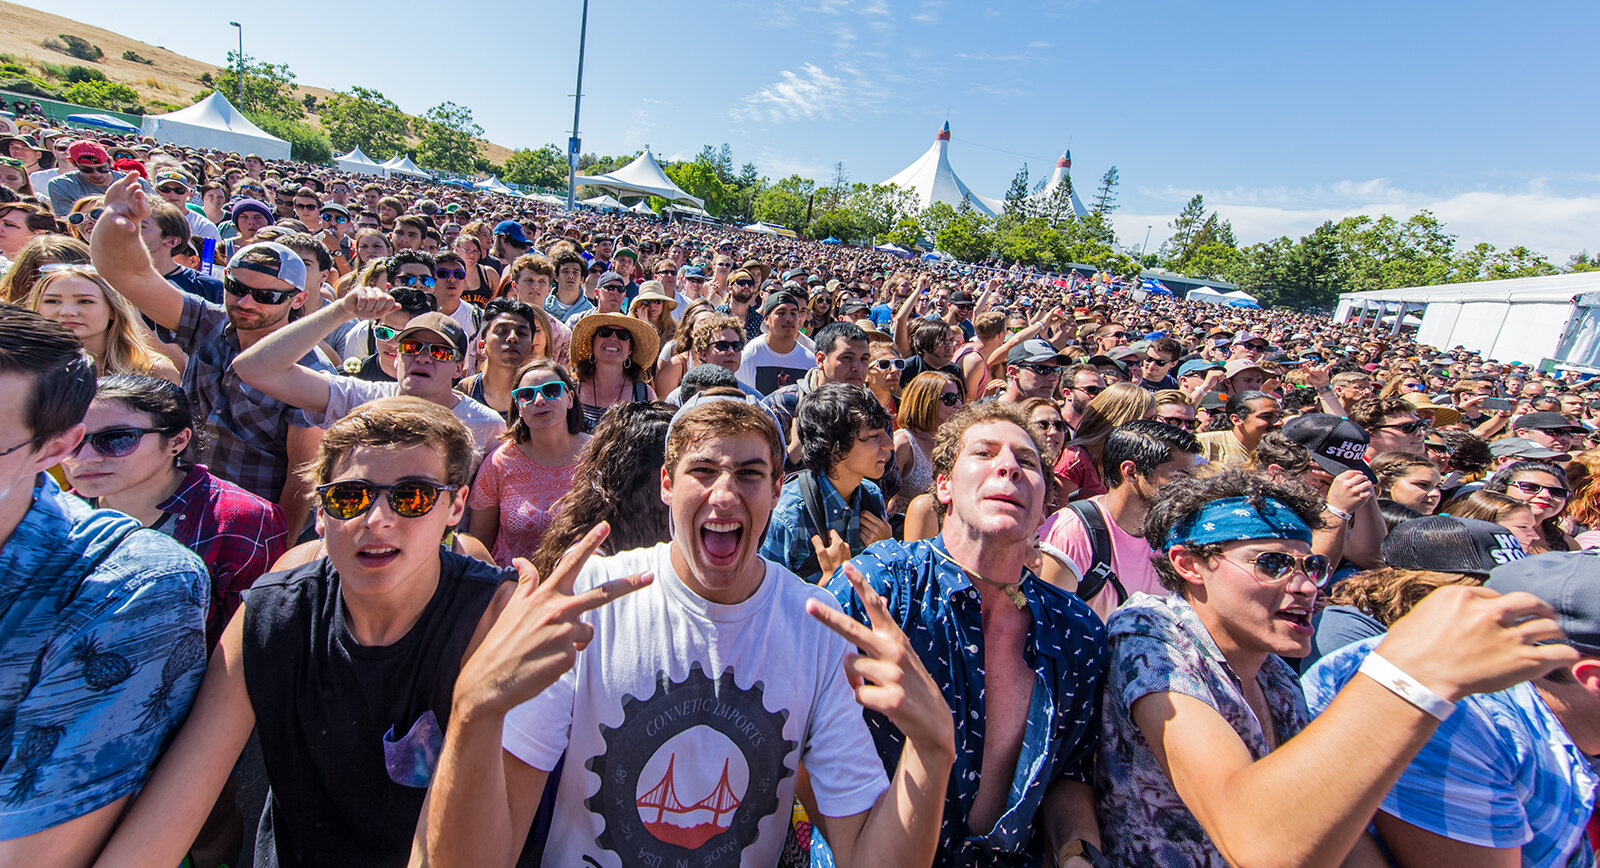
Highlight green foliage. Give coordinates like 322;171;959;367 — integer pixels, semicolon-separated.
243;110;331;164
65;65;105;83
61;80;139;110
753;174;815;231
0;63;27;78
504;145;569;191
1001;164;1031;225
1090;166;1119;215
0;77;63;100
1567;251;1600;273
212;52;302;119
416;101;484;174
663;159;734;216
807;208;861;243
992;216;1061;267
44;35;103;62
318;86;409;161
918;202;958;242
883;216;923;249
122;50;154;65
935;209;994;262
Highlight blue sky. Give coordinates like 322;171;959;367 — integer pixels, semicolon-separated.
30;0;1600;258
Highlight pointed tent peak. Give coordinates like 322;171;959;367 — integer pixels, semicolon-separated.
935;121;951;142
1057;150;1071;169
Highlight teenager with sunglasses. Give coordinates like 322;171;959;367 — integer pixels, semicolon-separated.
233;289;506;458
1483;461;1579;553
1096;468;1579;868
469;360;589;565
45;140;151;216
92;397;518;868
1348;396;1428;456
90;176;330;539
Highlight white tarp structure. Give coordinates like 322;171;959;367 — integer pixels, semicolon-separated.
581;194;625;209
1221;289;1259;304
628;201;655;215
140;92;291;160
1187;286;1233;305
474;176;516;195
882;122;1004;218
334;147;386;176
1336;272;1600;364
576;147;704;208
380;155;431;179
741;222;778;234
1030;150;1089;218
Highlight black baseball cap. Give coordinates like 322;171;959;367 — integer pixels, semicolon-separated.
1513;411;1584;434
1487;550;1600;656
1382;516;1527;578
1282;413;1377;483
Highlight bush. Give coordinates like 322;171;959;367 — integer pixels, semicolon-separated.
65;65;105;83
61;80;139;110
244;110;331;164
122;50;154;65
0;64;27;78
43;35;103;62
0;77;64;100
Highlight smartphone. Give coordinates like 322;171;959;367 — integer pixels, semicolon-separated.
1481;397;1517;412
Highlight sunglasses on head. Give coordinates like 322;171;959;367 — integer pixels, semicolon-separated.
939;392;963;407
594;325;633;341
512;381;569;404
435;269;466;280
317;479;459;520
709;339;744;353
398;339;461;362
1510;479;1570;500
223;275;297;305
871;358;907;372
395;274;437;289
1230;551;1333;588
71;426;173;459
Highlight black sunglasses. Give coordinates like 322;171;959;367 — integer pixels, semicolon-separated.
512;382;569;404
734;279;755;287
1019;363;1061;377
317;479;459;520
594;325;633;341
224;275;297;305
71;426;174;459
1156;415;1200;431
435;269;467;280
1075;384;1106;396
708;340;745;353
1510;479;1570;500
1373;420;1428;434
938;392;962;407
75;162;111;173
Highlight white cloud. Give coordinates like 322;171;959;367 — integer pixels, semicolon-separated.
1118;179;1600;260
732;62;884;124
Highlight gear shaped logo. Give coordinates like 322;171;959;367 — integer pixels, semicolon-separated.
585;662;797;863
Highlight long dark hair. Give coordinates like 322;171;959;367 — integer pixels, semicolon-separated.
1485;461;1571;552
530;402;674;576
95;374;205;465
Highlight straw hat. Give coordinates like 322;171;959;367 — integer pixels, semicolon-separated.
630;281;678;314
1401;392;1462;428
570;312;660;370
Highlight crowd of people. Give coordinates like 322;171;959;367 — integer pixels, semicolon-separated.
3;124;1600;868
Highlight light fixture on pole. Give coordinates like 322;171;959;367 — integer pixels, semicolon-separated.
566;0;589;210
229;22;243;107
1143;224;1152;254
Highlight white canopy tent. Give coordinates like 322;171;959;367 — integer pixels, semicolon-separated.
1221;289;1259;304
881;122;1004;218
1186;286;1233;305
581;194;625;209
628;201;656;215
140;92;291;160
334;147;386;176
575;147;704;208
741;222;779;235
474;176;517;195
1336;272;1600;364
380;155;431;179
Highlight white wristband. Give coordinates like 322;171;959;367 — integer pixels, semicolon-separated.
1324;503;1355;523
1359;651;1456;721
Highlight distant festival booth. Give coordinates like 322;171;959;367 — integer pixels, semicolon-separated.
140;92;291;161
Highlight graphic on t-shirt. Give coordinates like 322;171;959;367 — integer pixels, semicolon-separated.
585;663;797;863
383;709;444;788
755;366;809;396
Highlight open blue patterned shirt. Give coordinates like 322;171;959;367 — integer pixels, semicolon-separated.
817;537;1107;867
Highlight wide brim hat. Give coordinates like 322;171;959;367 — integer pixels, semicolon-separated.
631;281;678;314
571;312;660;370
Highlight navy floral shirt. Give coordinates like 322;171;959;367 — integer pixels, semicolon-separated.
819;537;1108;867
1096;592;1311;867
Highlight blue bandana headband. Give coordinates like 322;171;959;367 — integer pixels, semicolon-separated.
1163;497;1314;551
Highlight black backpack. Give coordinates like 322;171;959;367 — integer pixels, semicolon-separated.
788;470;886;582
1065;499;1129;606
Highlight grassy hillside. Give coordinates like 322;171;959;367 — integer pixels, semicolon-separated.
0;1;513;164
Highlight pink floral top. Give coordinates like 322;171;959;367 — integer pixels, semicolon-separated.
468;440;579;565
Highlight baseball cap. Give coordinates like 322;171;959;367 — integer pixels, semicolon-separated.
949;289;976;307
1234;331;1268;348
395;312;467;355
1007;338;1069;366
761;291;802;316
1282;413;1376;482
1178;359;1223;379
319;202;350;217
595;271;625;290
1087;354;1130;377
153;170;192;190
68;141;110;164
678;264;706;280
227;241;306;290
1381;516;1527;578
1488;437;1569;461
613;246;638;262
1223;359;1269;381
493;219;531;245
1486;550;1600;656
1199;391;1227;411
1512;411;1583;434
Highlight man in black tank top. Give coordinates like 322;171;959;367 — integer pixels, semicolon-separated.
92;397;517;868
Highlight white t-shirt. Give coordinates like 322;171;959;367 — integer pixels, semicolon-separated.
503;542;887;868
737;336;817;396
311;377;506;455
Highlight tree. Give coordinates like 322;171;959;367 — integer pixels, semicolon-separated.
845;183;919;241
884;216;923;249
992;216;1060;267
663;160;734;216
212;52;302;119
935;210;994;262
919;202;958;244
1159;194;1208;268
416;101;484;174
62;80;138;111
318;86;409;160
753;175;815;231
1001;164;1031;224
1037;176;1078;227
1090;166;1119;215
503;145;569;190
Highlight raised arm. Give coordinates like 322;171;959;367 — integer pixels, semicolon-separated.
891;281;921;358
89;174;186;331
233;288;397;415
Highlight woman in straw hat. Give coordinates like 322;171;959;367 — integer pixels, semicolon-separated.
570;311;659;429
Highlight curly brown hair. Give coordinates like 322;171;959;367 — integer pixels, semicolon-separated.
1324;567;1481;626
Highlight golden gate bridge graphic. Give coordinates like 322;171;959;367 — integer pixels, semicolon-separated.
636;753;743;848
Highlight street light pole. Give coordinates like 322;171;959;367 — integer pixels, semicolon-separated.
1142;224;1152;255
565;0;589;210
229;22;243;107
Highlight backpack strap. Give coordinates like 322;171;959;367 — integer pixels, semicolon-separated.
1066;499;1127;605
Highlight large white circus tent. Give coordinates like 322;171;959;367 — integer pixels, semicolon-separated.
1032;150;1089;218
881;122;1003;218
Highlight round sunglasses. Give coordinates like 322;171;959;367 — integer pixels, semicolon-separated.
316;479;459;520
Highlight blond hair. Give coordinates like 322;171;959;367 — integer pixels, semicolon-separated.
29;267;165;378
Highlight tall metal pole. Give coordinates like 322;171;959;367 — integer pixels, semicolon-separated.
565;0;589;210
1142;224;1152;255
229;22;243;107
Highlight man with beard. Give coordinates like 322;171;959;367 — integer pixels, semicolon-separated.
718;269;764;340
1001;339;1070;404
90;176;328;538
1060;363;1106;436
419;397;955;868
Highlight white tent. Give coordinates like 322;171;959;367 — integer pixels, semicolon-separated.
474;176;517;195
1221;289;1259;304
741;222;778;235
1337;272;1600;364
1187;286;1233;305
881;122;1004;218
628;201;655;215
575;147;704;208
140;92;291;160
1030;150;1089;218
525;192;569;206
380;155;431;179
581;194;625;209
334;147;386;176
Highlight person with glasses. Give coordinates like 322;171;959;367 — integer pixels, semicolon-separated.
1134;337;1183;391
1150;389;1199;433
1000;338;1070;404
151;170;220;242
1510;410;1585;459
1092;322;1131;355
452;233;500;308
340;286;437;383
46;140;151;216
63;194;104;243
27;134;72;192
1349;397;1428;456
646;256;687;319
570;310;659;428
1483;461;1579;553
891;371;963;515
717;267;765;340
234;292;505;459
428;248;484;339
677;263;715;307
93;396;517;868
468;360;588;565
1061;363;1108;436
314;202;355;277
0;307;209;866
